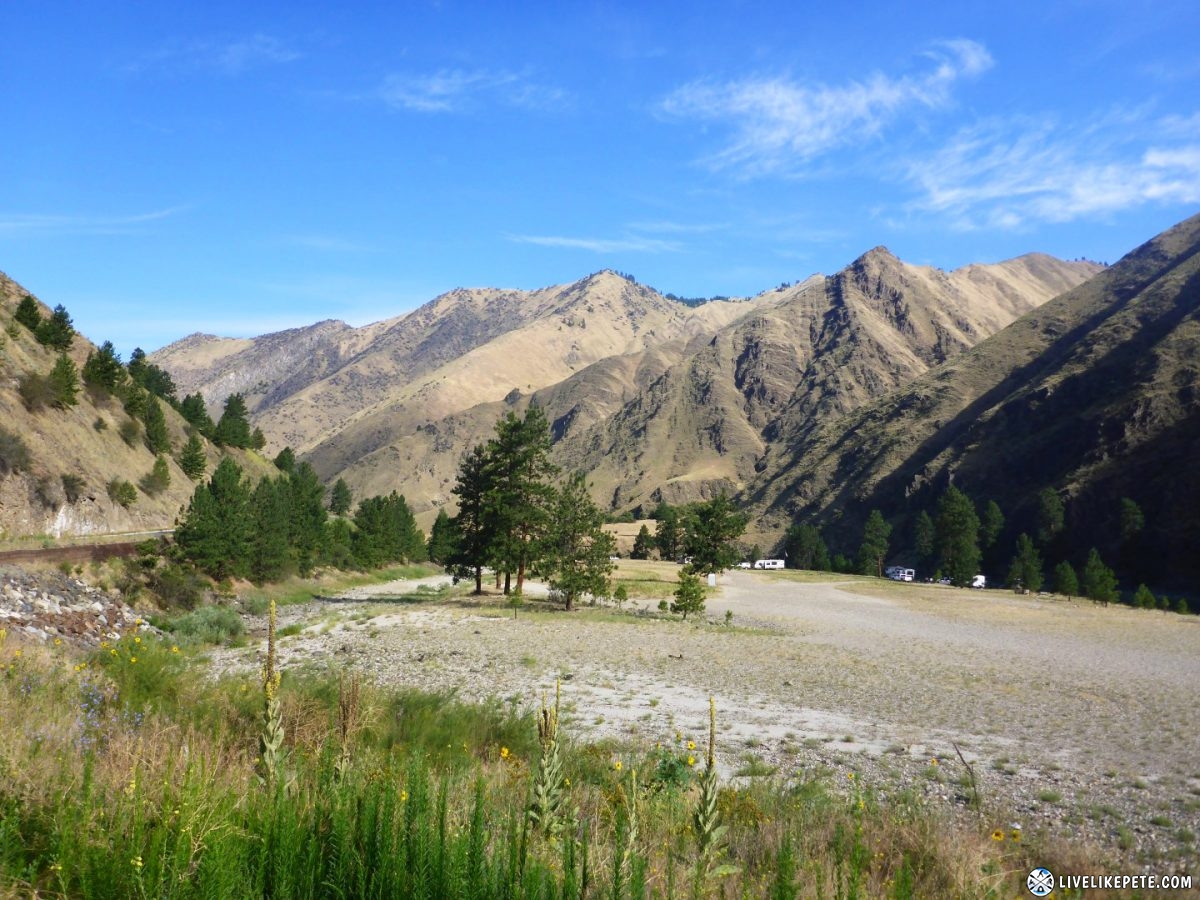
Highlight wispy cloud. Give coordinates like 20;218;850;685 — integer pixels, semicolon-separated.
125;34;301;76
379;69;568;113
506;233;682;253
906;113;1200;229
660;40;992;176
0;207;185;237
627;220;725;235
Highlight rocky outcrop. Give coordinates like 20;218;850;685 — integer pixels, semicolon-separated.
0;567;151;648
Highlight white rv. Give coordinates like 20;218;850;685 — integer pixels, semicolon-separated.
971;574;987;589
885;566;915;582
753;559;785;570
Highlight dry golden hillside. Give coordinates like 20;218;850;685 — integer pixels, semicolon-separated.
0;273;273;540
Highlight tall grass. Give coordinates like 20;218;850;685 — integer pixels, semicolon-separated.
0;629;1139;899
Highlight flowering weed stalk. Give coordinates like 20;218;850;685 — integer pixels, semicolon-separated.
257;599;285;788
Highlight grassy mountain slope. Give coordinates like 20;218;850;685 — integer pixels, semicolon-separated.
0;273;272;540
750;213;1200;584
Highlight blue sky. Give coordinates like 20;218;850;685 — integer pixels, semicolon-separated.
3;1;1198;354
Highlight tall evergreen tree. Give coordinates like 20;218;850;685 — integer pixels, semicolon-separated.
127;348;177;402
287;462;328;576
35;304;75;350
784;523;831;571
14;295;41;332
981;500;1005;549
1081;548;1118;606
273;446;297;474
913;510;935;567
630;524;654;560
682;494;747;575
177;434;207;481
857;509;891;577
1052;560;1079;597
1035;488;1065;545
179;393;215;436
654;504;682;561
1006;533;1043;593
143;395;171;454
426;508;457;564
250;477;293;584
483;405;558;595
935;486;981;586
139;455;172;495
48;354;80;409
82;341;127;392
352;493;424;568
539;472;616;611
1119;497;1144;542
449;443;492;594
174;458;253;580
328;477;353;515
671;570;706;621
214;393;252;448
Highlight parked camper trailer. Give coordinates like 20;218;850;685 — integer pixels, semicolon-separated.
753;559;785;570
971;574;987;589
885;566;915;582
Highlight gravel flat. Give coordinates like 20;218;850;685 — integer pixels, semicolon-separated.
218;567;1200;862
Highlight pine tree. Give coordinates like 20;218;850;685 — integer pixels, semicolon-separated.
682;494;747;575
328;477;353;515
14;295;41;332
287;462;328;576
139;455;172;495
250;477;293;584
273;446;296;474
1081;548;1118;606
913;510;935;566
174;458;253;580
82;341;127;392
250;427;266;450
981;500;1004;549
654;504;682;561
1132;583;1156;610
671;570;706;621
631;524;653;560
177;434;207;481
352;492;424;568
143;395;171;454
1036;488;1065;545
426;508;457;564
1119;498;1144;542
1006;533;1043;593
857;509;891;577
785;523;830;571
1053;560;1078;597
214;393;252;448
127;348;177;402
449;443;492;594
179;393;215;436
483;405;558;595
48;354;80;409
35;304;75;350
935;486;981;586
540;472;616;610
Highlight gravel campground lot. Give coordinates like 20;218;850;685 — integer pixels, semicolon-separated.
217;565;1200;863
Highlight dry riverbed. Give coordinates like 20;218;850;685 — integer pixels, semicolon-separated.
214;565;1200;867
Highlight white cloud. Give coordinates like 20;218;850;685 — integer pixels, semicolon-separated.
506;233;682;253
379;69;567;113
907;114;1200;228
0;207;185;237
660;40;992;176
125;35;300;76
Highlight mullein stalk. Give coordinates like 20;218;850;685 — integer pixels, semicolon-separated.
527;679;569;838
692;697;734;894
257;599;285;788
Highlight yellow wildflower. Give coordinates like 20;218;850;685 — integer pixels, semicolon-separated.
131;855;142;868
170;646;179;653
1010;829;1021;842
130;656;137;664
687;755;696;767
54;638;62;646
930;758;938;766
134;636;141;644
500;746;510;759
687;740;696;751
400;790;408;802
613;760;623;771
847;772;855;780
990;829;1005;841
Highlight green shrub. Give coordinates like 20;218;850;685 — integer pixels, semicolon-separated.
0;428;31;476
107;478;137;508
149;563;208;611
1176;597;1191;615
18;371;54;412
60;473;85;503
118;418;141;446
167;604;245;646
139;455;171;495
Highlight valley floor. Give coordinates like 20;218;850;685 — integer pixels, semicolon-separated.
214;565;1200;866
